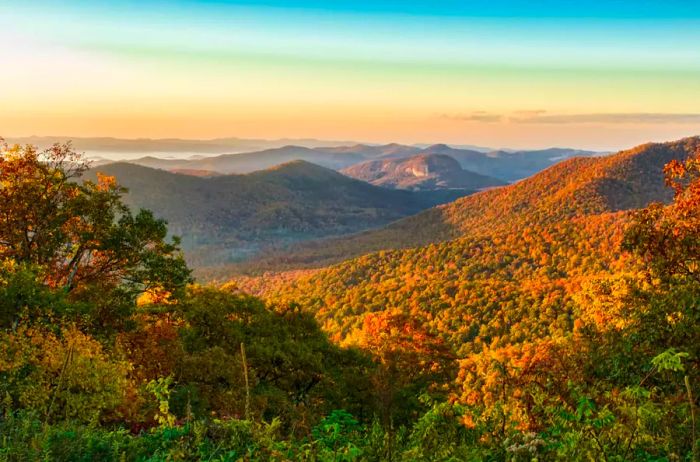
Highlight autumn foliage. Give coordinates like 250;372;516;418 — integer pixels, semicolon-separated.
1;138;699;460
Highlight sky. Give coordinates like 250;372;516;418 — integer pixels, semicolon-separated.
1;0;699;150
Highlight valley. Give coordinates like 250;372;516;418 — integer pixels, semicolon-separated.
86;160;470;267
4;1;698;458
82;139;604;273
2;135;699;460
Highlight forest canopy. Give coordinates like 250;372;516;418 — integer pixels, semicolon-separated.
0;140;698;461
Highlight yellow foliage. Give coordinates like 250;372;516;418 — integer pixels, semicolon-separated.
0;325;132;423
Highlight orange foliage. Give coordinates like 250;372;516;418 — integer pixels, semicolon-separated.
116;313;183;384
456;336;587;433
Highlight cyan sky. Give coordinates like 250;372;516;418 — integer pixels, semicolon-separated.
1;0;699;149
29;0;700;19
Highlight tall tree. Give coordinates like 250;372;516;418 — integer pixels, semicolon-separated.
0;140;190;321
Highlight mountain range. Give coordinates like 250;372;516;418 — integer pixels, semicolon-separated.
230;136;700;353
341;153;506;190
74;141;600;184
3;136;358;157
66;135;635;276
119;146;366;173
86;161;472;267
5;132;699;458
223;137;698;276
417;144;602;182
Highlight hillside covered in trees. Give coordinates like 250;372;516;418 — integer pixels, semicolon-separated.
225;138;697;275
86;161;470;267
0;137;698;461
233;137;700;459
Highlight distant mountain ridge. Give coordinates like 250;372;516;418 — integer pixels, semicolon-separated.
4;136;601;180
85;160;473;267
121;146;366;173
224;137;700;363
419;144;601;181
320;143;423;158
117;142;600;182
341;153;506;190
227;137;699;274
3;136;359;155
169;168;222;177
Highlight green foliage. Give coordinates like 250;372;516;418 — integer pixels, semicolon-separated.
309;410;364;461
0;325;130;424
0;261;74;329
651;349;689;373
402;398;479;461
0;142;191;333
169;287;374;430
2;138;700;461
146;376;176;428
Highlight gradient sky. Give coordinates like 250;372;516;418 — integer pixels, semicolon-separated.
1;0;699;149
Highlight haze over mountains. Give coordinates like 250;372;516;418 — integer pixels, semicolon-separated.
121;146;367;173
225;137;699;276
224;137;700;410
3;136;603;188
52;137;602;184
3;136;358;160
86;161;471;267
132;143;599;183
74;136;631;275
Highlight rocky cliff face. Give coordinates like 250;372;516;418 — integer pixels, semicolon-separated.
341;153;506;190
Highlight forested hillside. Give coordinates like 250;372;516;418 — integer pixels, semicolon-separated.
236;138;700;337
229;138;697;274
228;137;700;459
87;161;471;267
1;138;698;461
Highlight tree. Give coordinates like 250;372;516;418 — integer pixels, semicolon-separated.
0;140;190;325
625;150;700;284
0;324;131;424
559;152;700;460
134;287;373;432
620;152;700;365
342;309;455;427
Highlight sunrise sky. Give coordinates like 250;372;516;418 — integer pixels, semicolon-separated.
1;0;699;150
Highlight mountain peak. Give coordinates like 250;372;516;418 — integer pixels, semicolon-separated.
409;153;462;170
85;159;469;267
270;145;316;152
261;159;335;174
342;153;505;191
424;143;452;151
279;136;700;271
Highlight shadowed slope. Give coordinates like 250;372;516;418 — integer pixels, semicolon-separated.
86;161;472;266
230;137;698;274
233;137;699;353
